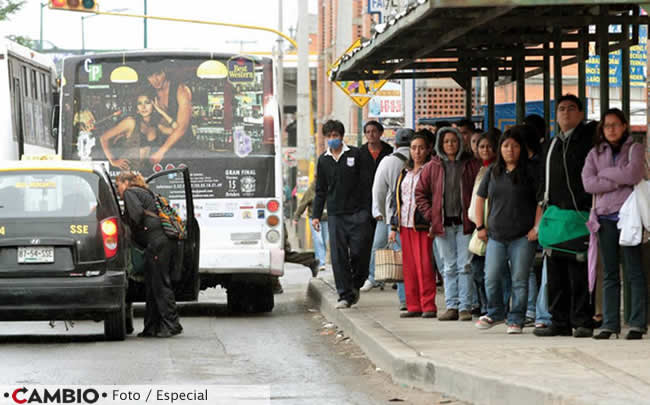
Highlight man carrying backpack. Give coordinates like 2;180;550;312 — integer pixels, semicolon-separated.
361;128;414;311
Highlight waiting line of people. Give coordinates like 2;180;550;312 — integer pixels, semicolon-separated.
307;93;647;339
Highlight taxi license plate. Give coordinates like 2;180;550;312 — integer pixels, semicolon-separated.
17;247;55;264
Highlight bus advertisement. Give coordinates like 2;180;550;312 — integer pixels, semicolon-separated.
59;52;284;312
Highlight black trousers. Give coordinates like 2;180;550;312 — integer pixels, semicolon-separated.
328;210;373;302
547;254;594;329
143;235;182;334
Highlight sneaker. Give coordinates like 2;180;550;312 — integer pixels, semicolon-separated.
421;311;437;318
475;315;504;330
470;307;481;316
438;308;459;321
459;310;473;321
573;327;593;338
524;317;535;327
507;325;523;334
309;260;320;278
335;300;351;309
399;303;407;311
360;279;376;292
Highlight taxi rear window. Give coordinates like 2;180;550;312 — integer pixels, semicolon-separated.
0;171;110;219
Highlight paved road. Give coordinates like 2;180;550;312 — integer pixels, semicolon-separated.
0;265;460;405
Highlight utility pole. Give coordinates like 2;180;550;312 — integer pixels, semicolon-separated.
143;0;148;48
296;0;310;164
276;0;284;130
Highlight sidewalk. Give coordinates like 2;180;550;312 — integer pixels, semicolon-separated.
307;271;650;405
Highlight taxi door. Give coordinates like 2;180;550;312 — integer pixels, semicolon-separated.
146;167;200;301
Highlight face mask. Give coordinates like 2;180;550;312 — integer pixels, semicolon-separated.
327;138;342;149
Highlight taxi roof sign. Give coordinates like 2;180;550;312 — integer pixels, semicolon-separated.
21;154;62;161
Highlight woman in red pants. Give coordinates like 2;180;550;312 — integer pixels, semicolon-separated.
389;133;436;318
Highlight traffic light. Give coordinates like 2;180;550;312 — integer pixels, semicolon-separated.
49;0;99;13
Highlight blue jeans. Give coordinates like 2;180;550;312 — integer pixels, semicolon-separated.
393;232;405;304
485;236;536;326
527;269;538;319
535;257;552;326
368;220;389;284
435;225;473;311
311;220;329;268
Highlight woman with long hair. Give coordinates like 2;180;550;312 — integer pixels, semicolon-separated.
116;172;182;338
100;91;176;170
467;130;499;315
474;126;542;334
389;134;436;318
582;108;647;340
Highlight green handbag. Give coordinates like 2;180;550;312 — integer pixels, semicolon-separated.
538;205;589;254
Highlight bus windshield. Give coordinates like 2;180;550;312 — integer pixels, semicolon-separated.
59;53;276;200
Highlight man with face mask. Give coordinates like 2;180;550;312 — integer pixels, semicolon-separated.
312;120;374;308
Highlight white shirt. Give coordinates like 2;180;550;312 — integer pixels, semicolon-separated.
324;142;350;162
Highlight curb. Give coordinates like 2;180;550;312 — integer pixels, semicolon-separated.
307;278;605;405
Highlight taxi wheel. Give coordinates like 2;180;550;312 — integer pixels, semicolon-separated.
104;301;126;341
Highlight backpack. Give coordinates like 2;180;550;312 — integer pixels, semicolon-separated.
144;191;186;240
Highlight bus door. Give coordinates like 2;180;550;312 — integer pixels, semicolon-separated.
12;77;24;158
146;167;200;301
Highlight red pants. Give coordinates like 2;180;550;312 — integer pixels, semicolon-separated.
401;227;437;313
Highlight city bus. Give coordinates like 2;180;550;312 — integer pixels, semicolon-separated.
0;38;57;160
58;51;284;312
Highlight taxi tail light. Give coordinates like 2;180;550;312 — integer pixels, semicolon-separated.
100;217;118;258
267;200;280;213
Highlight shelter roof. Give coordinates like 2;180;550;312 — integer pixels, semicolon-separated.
331;0;650;81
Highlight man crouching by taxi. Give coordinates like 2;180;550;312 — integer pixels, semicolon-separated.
116;172;182;338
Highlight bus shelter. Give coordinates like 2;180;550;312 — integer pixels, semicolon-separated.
330;0;650;134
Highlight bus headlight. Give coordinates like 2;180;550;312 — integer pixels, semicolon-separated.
266;230;280;243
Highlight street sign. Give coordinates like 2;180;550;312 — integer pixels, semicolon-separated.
328;39;388;108
282;147;298;167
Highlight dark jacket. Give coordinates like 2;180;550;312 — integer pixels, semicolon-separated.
360;141;394;211
390;167;430;232
312;145;368;218
538;121;597;211
123;186;165;249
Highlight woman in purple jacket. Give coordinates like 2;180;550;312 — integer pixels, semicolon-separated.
582;108;647;340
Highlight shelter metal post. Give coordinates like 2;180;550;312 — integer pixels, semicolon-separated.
578;27;587;110
553;28;563;104
598;18;610;117
516;53;525;124
543;42;551;135
465;69;473;121
622;22;630;119
488;63;496;130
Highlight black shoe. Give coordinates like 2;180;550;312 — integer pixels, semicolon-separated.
399;311;422;318
593;331;618;340
392;283;398;290
137;329;157;338
533;325;572;337
573;327;593;338
421;311;437;318
272;279;283;294
471;307;481;316
625;330;643;340
309;260;319;278
155;329;173;338
350;289;360;305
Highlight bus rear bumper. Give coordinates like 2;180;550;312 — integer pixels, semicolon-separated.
199;248;284;276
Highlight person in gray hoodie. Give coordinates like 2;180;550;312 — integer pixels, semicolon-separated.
361;128;414;309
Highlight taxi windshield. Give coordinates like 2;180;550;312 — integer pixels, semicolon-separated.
0;171;101;219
